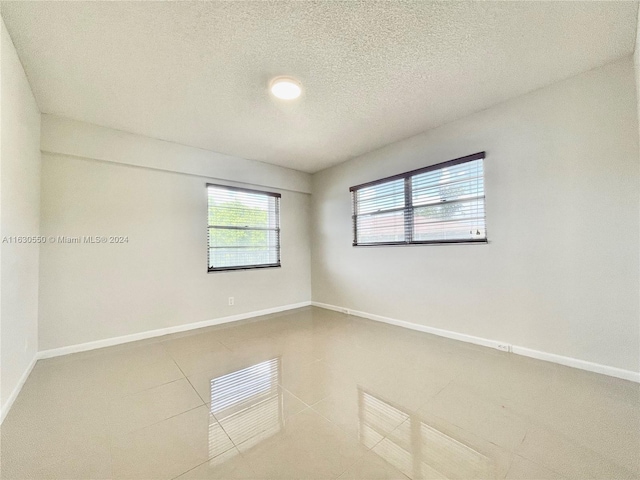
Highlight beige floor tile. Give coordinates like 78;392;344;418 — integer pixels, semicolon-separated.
212;318;291;346
111;405;234;480
419;381;530;452
321;335;384;377
280;359;355;406
505;455;566;480
192;355;310;446
219;320;325;364
108;377;203;435
312;387;409;445
0;428;111;480
515;423;638;480
16;360;113;406
453;350;555;410
2;370;110;432
218;335;283;362
1;372;111;479
23;343;180;405
186;358;255;404
40;340;169;370
269;329;334;362
531;375;640;474
549;364;639;408
162;329;230;358
187;355;308;414
544;402;640;475
215;388;308;441
338;450;411;479
362;367;451;414
105;356;185;397
168;342;236;377
373;413;513;480
174;448;256;479
321;341;452;413
238;408;369;479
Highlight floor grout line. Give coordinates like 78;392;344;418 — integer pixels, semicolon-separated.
160;342;212;406
110;403;206;442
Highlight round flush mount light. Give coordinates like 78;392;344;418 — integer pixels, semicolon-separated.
269;76;302;100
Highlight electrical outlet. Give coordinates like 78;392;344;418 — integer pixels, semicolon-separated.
228;297;234;306
496;343;511;353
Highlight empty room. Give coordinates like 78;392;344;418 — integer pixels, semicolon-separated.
1;1;639;479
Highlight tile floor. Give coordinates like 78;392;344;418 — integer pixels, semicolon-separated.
1;306;638;479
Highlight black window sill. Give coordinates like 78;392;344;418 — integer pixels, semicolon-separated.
353;239;488;247
208;263;281;273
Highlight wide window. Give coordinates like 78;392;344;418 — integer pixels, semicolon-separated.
350;152;486;246
207;184;281;271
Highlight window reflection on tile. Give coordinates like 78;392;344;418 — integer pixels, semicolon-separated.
358;388;409;449
359;387;498;479
208;417;237;467
209;357;283;455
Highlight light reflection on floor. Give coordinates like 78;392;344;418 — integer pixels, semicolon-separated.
359;388;495;479
208;358;283;462
204;356;498;479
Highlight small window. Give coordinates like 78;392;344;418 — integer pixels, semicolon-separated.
207;184;281;271
350;152;486;246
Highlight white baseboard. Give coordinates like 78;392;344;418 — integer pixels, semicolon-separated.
1;354;38;425
38;301;312;360
311;301;640;383
312;301;507;350
510;345;640;383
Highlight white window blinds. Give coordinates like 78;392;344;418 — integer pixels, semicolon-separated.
350;152;486;246
354;179;406;244
207;184;281;271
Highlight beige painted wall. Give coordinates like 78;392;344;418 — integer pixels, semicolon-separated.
311;56;640;373
0;18;41;411
38;129;311;350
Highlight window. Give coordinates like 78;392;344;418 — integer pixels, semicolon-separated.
207;184;281;271
350;152;486;246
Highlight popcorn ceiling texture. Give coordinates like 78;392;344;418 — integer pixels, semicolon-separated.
1;1;637;173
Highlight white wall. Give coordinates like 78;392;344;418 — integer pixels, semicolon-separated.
0;18;41;415
311;56;640;374
38;120;311;351
41;115;311;195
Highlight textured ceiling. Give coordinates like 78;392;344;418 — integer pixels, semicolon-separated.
1;1;637;173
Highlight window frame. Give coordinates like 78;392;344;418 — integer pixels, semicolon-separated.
349;152;487;247
207;183;281;273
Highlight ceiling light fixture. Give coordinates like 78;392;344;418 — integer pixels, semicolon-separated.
269;76;302;100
